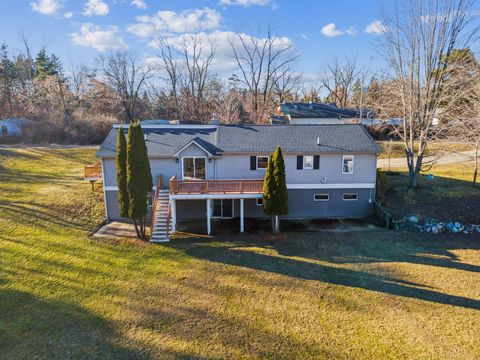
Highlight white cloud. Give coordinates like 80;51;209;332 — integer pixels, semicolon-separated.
219;0;271;6
321;23;357;38
70;23;128;51
131;0;147;9
83;0;109;16
301;33;312;40
127;8;222;38
148;30;294;74
365;20;386;34
30;0;62;15
63;11;73;18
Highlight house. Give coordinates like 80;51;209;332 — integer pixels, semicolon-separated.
273;102;376;125
0;118;34;137
97;123;381;241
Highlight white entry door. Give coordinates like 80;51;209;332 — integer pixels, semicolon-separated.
212;199;234;219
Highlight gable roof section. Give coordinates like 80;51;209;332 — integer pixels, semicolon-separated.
173;137;215;157
97;124;380;158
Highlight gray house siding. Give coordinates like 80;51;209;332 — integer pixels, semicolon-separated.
214;154;376;184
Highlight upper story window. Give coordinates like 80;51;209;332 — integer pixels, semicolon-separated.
303;155;314;169
342;155;354;174
297;155;319;170
183;157;206;180
256;156;269;169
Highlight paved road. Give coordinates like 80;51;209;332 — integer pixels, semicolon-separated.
377;150;477;168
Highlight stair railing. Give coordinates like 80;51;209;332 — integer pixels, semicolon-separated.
149;175;163;237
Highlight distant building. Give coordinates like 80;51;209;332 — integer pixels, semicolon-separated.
271;102;376;125
0;118;34;137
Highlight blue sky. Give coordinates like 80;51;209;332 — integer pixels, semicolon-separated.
0;0;391;77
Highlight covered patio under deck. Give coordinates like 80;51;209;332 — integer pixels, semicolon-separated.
169;177;264;235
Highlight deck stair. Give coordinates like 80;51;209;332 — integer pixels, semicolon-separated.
150;190;171;242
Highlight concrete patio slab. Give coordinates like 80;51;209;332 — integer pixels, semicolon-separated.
93;221;137;238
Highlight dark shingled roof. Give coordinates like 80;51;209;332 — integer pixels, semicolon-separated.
280;102;375;119
97;124;380;158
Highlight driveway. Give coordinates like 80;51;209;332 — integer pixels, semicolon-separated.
377;150;477;168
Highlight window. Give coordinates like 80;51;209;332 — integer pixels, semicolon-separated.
147;194;154;207
303;155;314;170
182;157;206;180
342;193;358;201
212;199;234;219
256;156;269;169
313;194;329;201
342;155;354;174
256;198;263;206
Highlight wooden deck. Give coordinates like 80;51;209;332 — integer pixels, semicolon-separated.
169;176;263;194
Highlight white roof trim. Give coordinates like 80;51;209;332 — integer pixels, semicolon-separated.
173;139;214;157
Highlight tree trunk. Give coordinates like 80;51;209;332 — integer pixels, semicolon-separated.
275;215;280;233
132;219;141;239
473;140;479;186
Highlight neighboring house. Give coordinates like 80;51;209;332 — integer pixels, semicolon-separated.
273;102;376;125
97;123;380;241
0;118;33;137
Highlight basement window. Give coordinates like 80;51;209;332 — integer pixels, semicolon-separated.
342;193;358;201
313;194;329;201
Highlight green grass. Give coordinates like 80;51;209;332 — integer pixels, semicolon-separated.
377;141;473;159
1;148;480;359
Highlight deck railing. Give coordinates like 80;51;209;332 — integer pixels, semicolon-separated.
170;178;264;194
84;163;102;180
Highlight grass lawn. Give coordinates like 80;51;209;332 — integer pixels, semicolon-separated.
380;163;480;223
1;147;480;359
377;141;473;159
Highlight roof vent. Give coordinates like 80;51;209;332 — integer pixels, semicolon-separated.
210;112;220;125
317;136;320;146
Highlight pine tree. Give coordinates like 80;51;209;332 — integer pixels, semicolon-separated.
262;146;288;233
126;122;152;239
116;127;129;218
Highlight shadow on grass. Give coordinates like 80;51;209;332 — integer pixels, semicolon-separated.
0;289;154;359
167;236;480;310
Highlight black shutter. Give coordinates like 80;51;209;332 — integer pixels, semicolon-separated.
313;155;320;169
297;155;303;170
250;156;256;170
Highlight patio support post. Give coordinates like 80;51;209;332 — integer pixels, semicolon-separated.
171;199;176;233
206;198;212;235
240;198;245;232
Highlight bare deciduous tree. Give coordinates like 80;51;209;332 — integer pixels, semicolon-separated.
152;35;183;119
178;33;216;122
318;57;358;108
380;0;477;188
229;28;298;122
99;51;154;123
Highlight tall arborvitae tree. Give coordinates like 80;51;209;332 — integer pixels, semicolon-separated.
263;146;288;233
126;122;151;239
262;156;276;232
116;127;129;218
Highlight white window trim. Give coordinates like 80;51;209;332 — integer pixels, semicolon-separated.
256;198;263;206
342;155;354;174
256;155;269;170
313;193;329;201
342;193;358;201
181;156;207;180
303;155;314;170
